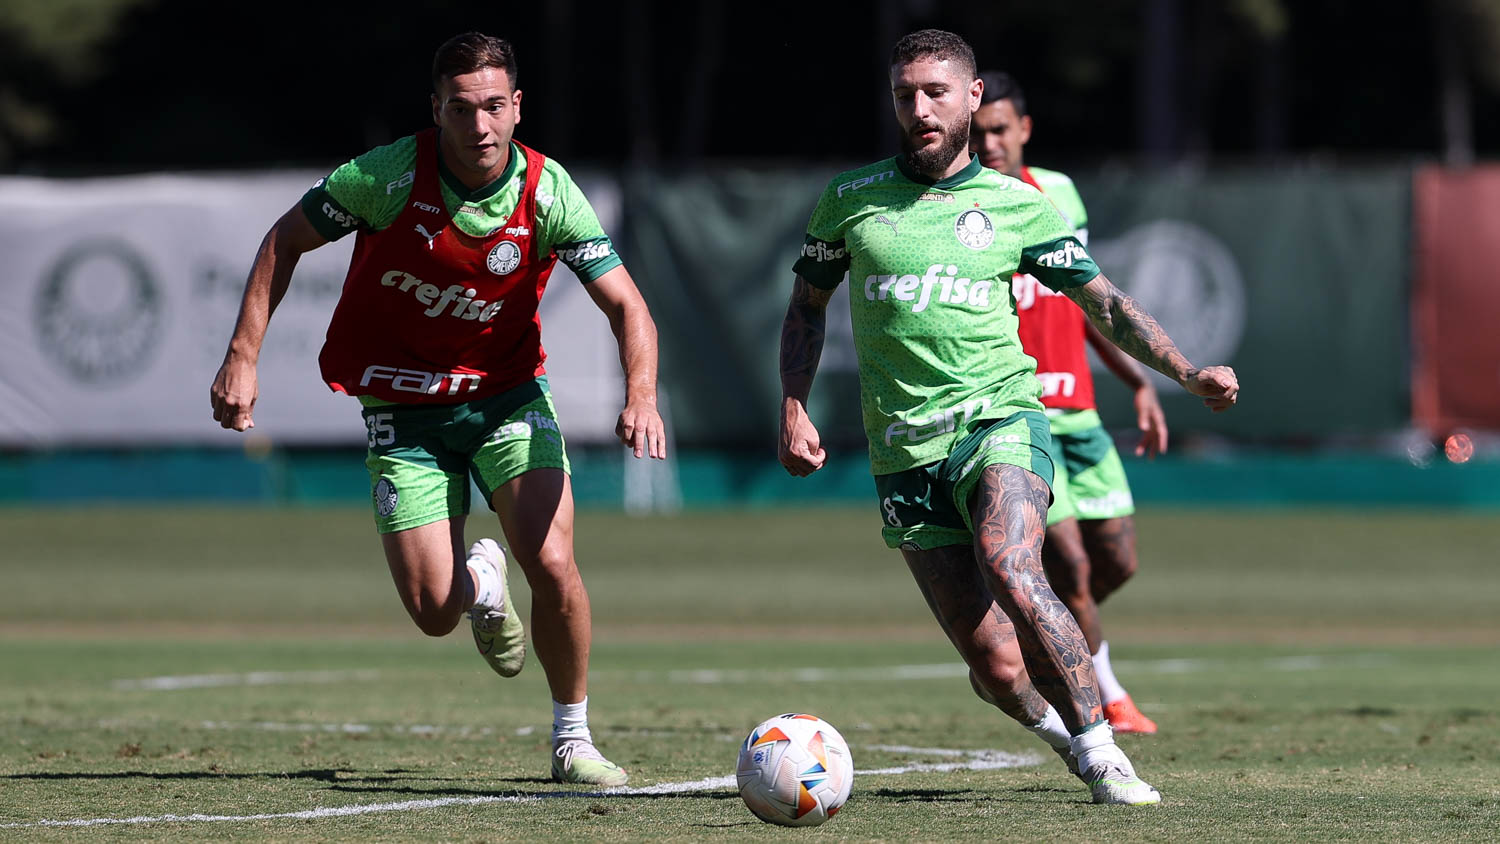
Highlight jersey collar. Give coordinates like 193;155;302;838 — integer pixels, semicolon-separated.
435;138;521;202
895;152;983;189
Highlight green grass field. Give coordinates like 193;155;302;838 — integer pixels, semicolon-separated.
2;506;1498;841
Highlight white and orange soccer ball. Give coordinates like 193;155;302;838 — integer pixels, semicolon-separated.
736;713;854;827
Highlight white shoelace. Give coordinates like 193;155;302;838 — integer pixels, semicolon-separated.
470;607;508;631
554;739;608;767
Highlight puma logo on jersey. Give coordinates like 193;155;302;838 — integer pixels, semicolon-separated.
864;264;994;313
874;214;900;235
415;224;441;249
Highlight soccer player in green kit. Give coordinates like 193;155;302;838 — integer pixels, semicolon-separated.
778;30;1239;804
972;70;1163;734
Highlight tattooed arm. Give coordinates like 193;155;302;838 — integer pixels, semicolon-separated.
1084;320;1167;456
1063;274;1240;412
778;275;835;476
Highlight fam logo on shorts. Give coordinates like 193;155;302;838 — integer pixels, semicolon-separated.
487;240;522;275
954;208;994;250
374;477;399;518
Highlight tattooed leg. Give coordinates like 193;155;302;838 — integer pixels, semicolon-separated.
970;464;1103;732
900;544;1050;724
1080;515;1138;606
1042;517;1103;651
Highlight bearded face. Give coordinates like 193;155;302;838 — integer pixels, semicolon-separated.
900;106;973;176
890;57;980;179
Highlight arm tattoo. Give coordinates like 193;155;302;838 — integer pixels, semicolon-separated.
1065;275;1194;384
779;276;834;399
970;464;1103;730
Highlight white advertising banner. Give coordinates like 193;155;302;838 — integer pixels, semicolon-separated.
0;172;624;447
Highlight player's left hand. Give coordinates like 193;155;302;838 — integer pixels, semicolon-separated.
1184;365;1239;412
617;400;666;460
1133;384;1168;458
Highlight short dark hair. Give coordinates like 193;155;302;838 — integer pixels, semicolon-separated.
890;29;976;81
978;70;1027;115
431;32;518;93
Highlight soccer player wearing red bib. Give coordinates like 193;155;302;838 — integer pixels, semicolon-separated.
210;33;661;786
972;70;1163;734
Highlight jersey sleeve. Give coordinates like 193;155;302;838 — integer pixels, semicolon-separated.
1067;186;1090;246
1062;180;1089;246
1016;192;1100;290
790;177;852;290
299;136;419;241
536;159;622;283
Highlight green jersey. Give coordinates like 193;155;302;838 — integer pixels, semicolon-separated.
792;154;1100;475
301;135;622;282
1025;165;1089;244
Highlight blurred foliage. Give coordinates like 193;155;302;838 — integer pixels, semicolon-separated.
3;0;1500;170
0;0;155;80
0;0;156;161
1229;0;1289;40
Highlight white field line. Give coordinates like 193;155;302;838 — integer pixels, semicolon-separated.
0;746;1040;830
110;653;1393;693
114;670;381;691
625;653;1394;684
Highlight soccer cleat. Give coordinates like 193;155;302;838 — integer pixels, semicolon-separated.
1104;696;1159;734
1072;721;1161;805
467;539;525;678
551;738;629;787
1084;761;1162;805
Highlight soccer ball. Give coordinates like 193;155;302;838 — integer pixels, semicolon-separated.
736;713;853;827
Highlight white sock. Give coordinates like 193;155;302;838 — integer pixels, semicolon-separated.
466;550;503;612
1093;640;1128;705
1024;706;1071;750
1069;720;1129;774
552;698;591;743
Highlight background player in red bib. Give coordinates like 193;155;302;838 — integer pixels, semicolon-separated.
971;70;1163;734
210;32;662;786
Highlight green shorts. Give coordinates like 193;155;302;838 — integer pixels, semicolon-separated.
873;410;1054;551
1042;409;1135;526
362;376;571;534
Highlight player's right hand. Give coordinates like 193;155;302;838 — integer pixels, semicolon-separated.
1185;365;1239;413
779;398;827;477
210;357;259;432
1133;384;1168;458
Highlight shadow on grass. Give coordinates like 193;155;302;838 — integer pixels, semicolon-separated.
867;784;1082;804
5;768;745;802
2;768;446;784
327;781;742;801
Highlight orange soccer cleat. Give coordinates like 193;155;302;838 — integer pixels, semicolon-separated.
1104;696;1159;734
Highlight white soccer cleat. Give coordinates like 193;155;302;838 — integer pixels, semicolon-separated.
552;738;629;787
1072;721;1162;805
1084;760;1162;805
467;539;525;678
